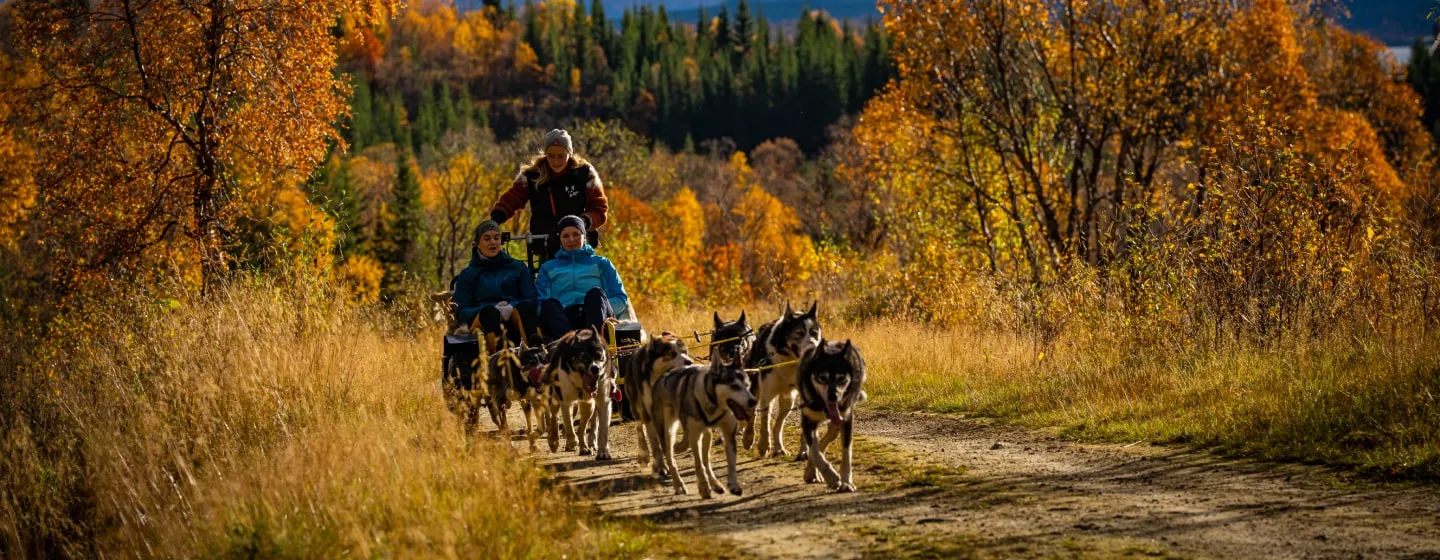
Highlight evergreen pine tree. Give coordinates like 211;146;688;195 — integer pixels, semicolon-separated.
439;82;459;134
1409;37;1440;142
714;4;732;53
349;75;376;150
383;150;425;296
735;0;753;62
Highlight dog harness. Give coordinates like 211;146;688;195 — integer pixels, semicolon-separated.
694;370;732;427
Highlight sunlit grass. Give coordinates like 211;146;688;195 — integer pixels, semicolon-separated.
642;304;1440;481
0;277;711;558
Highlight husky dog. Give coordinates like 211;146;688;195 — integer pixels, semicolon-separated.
742;302;822;459
625;332;693;475
707;312;755;446
486;335;552;450
651;361;757;498
796;338;867;492
541;326;614;458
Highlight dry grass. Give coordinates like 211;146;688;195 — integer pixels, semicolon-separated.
641;302;1440;481
0;277;706;559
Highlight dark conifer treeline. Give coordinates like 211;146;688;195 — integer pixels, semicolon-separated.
340;0;891;155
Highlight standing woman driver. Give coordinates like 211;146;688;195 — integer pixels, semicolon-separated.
489;129;609;260
535;215;630;341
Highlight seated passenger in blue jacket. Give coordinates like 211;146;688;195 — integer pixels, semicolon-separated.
451;220;542;350
536;215;630;340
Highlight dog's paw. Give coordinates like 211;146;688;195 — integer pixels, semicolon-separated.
835;482;856;493
579;446;592;456
596;449;612;461
804;470;819;484
728;483;743;496
793;450;808;462
754;443;769;457
673;485;689;496
565;443;576;452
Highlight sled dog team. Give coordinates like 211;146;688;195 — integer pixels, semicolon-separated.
447;301;868;498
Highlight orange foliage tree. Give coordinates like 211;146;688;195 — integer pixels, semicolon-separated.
10;0;400;287
862;0;1437;331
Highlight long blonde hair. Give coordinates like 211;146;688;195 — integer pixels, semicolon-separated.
523;153;591;187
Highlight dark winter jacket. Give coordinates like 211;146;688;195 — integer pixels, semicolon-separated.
451;248;538;327
489;163;609;234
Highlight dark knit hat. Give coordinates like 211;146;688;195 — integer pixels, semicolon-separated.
556;215;586;236
474;219;501;243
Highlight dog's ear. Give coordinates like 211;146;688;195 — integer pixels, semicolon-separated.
806;301;818;318
783;301;793;316
738;310;746;326
519;337;530;351
713;311;724;330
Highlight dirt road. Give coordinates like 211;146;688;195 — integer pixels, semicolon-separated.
527;409;1440;559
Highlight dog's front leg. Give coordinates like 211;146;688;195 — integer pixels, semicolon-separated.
575;398;595;455
546;403;560;453
559;399;579;452
659;416;686;493
802;416;821;484
773;389;796;459
635;417;651;467
522;399;539;451
809;421;843;490
699;427;724;495
594;378;613;460
838;418;855;492
721;418;742;496
754;382;773;458
686;421;712;499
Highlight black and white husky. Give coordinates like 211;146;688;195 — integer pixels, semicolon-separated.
651;360;757;498
541;326;614;459
796;338;867;492
625;331;693;475
742;302;822;459
486;337;551;450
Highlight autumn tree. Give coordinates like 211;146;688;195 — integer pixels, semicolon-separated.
421;146;513;285
11;0;400;287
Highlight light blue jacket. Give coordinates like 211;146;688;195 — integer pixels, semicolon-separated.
536;245;630;316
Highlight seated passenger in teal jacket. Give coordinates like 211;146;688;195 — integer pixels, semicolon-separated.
535;215;630;340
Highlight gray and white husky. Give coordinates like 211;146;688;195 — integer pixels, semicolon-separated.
796;338;867;492
742;302;822;459
625;331;693;476
541;326;614;459
651;361;757;499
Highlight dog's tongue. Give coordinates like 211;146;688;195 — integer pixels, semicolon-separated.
728;401;749;421
527;367;543;386
826;401;844;425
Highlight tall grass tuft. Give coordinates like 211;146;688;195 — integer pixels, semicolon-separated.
0;273;671;558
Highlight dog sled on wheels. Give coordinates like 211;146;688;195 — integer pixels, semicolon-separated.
437;229;644;440
436;229;867;498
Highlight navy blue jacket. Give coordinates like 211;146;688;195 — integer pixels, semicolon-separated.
452;248;537;326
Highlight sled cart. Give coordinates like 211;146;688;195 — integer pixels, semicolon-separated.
440;230;644;427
